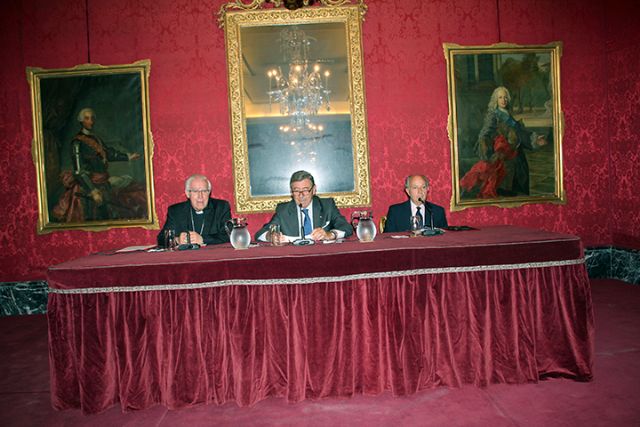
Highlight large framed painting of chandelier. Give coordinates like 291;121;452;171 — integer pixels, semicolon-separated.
220;0;371;213
444;42;566;211
27;60;158;233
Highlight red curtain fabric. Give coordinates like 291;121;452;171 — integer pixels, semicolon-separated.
48;264;593;414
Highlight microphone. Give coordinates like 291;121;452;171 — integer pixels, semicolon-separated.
418;198;434;231
419;198;440;236
298;203;305;238
292;203;315;246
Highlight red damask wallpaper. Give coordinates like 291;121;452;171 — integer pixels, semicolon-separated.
604;1;640;249
0;0;638;281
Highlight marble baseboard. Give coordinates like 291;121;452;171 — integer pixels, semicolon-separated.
0;281;48;316
585;247;640;285
1;249;638;316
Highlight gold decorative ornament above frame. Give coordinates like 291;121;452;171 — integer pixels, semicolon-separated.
220;0;371;213
218;0;367;26
27;60;158;233
444;42;565;211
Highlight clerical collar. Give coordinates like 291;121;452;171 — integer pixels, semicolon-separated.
191;204;208;215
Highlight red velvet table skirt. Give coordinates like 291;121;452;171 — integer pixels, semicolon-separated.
47;226;594;414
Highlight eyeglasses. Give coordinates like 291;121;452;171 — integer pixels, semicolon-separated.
189;189;210;195
291;188;313;196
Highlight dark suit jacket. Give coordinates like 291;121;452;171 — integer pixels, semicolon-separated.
384;200;448;233
255;196;353;240
157;198;231;246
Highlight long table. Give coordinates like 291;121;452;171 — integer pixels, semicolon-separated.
47;225;594;414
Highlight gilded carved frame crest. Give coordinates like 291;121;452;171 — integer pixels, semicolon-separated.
220;0;371;213
27;60;158;233
444;42;565;211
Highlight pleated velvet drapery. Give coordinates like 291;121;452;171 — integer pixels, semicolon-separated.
47;226;594;414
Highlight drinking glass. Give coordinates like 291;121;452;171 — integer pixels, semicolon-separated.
409;216;422;237
163;229;177;251
269;224;284;246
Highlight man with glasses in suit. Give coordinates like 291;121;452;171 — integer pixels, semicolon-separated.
156;174;231;246
255;170;353;244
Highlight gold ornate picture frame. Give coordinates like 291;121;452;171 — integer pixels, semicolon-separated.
444;42;565;211
27;60;158;233
220;0;370;213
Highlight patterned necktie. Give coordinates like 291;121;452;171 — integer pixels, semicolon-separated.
416;206;424;228
302;208;312;237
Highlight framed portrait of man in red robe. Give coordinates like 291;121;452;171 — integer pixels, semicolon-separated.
444;42;565;211
27;60;158;233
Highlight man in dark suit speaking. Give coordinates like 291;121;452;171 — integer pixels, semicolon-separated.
255;170;353;244
156;174;231;246
384;175;448;233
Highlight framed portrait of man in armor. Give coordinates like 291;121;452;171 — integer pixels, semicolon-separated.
444;42;565;211
27;60;158;233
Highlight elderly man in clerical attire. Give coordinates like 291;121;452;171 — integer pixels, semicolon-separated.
156;174;231;247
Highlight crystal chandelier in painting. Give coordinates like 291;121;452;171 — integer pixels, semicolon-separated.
267;26;331;131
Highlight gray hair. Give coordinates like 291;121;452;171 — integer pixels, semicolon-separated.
185;174;212;193
404;175;430;189
77;107;95;122
487;86;511;110
289;170;315;188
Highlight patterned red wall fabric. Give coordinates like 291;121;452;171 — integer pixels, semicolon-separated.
0;0;638;281
604;1;640;249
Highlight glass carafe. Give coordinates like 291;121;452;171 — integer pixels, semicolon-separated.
225;218;251;250
350;211;377;242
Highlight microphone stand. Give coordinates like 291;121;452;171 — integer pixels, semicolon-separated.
177;231;200;250
419;198;440;236
292;203;315;246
